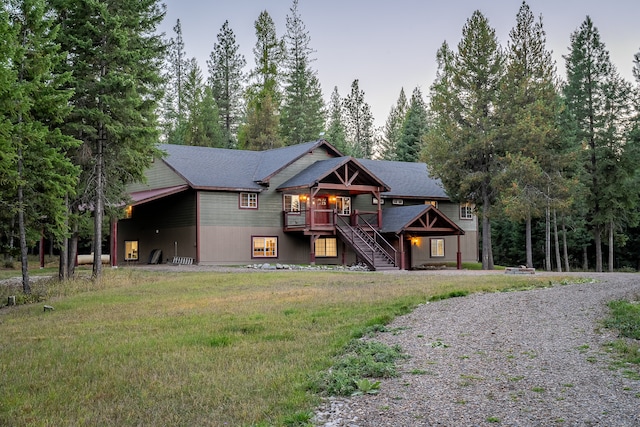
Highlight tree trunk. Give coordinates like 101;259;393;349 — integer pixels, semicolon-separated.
17;149;31;294
525;213;533;268
545;205;551;271
594;224;602;272
68;219;79;278
583;246;589;271
58;195;70;281
608;220;614;272
93;136;104;278
553;210;562;273
561;216;570;272
481;189;493;270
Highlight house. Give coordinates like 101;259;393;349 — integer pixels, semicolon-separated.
114;140;478;270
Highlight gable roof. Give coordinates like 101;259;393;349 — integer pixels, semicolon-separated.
159;140;338;191
357;159;447;199
277;156;390;192
380;204;464;235
154;141;448;200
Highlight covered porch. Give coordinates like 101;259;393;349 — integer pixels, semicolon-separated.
379;204;466;270
278;156;394;268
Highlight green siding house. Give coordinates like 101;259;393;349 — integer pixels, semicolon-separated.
116;140;478;270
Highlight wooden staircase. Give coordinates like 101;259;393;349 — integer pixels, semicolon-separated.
336;217;399;271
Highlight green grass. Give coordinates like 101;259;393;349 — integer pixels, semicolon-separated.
0;269;571;426
603;298;640;372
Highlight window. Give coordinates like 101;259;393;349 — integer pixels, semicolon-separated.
392;199;404;205
315;238;337;257
372;197;385;205
124;205;133;219
425;200;438;208
240;192;258;209
252;237;277;258
336;196;351;215
460;203;473;220
125;240;139;261
430;238;445;258
284;194;300;212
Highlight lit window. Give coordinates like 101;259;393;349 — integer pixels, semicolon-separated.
125;240;139;261
315;238;337;257
430;239;445;258
124;205;133;218
284;194;300;212
240;192;258;209
252;237;277;258
336;196;351;215
425;200;438;208
460;203;473;220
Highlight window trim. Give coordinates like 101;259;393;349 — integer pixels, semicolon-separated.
251;236;278;258
315;237;338;258
240;192;258;209
283;194;301;213
460;203;473;220
430;238;445;258
336;196;351;215
124;240;139;261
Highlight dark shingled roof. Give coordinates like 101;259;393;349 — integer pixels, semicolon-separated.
277;157;351;189
159;140;329;191
357;159;447;199
157;142;447;200
379;205;435;234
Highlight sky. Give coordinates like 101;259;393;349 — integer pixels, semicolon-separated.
158;0;640;128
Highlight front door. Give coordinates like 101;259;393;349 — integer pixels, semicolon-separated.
313;196;330;225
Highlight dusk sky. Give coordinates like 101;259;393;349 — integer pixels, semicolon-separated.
159;0;640;128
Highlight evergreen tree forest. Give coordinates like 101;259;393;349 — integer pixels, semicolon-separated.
2;0;640;282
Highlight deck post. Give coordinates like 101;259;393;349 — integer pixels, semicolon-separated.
309;234;317;265
457;234;462;270
399;232;406;270
111;218;118;267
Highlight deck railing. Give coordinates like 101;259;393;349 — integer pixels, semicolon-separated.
283;209;336;230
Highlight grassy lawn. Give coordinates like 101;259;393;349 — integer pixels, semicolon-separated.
1;268;568;426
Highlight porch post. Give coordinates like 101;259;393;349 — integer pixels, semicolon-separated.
399;232;405;270
457;234;462;270
310;234;317;265
376;189;382;228
111;217;118;267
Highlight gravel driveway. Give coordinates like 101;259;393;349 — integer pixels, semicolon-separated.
313;272;640;426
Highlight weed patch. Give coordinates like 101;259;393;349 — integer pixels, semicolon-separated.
311;340;406;396
428;290;469;302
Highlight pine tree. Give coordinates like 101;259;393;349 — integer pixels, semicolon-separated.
207;20;245;148
379;88;408;160
183;57;222;146
280;0;325;145
3;0;79;291
396;87;427;162
423;11;504;270
51;0;165;278
325;86;348;154
161;19;189;144
240;92;282;151
243;11;284;150
496;2;575;270
343;79;375;158
563;16;636;272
